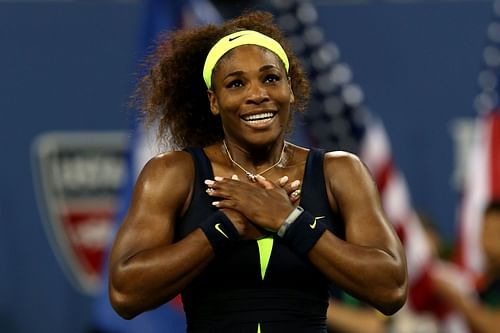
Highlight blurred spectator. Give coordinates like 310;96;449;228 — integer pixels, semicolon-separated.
418;210;449;260
326;292;387;333
432;200;500;333
325;211;451;333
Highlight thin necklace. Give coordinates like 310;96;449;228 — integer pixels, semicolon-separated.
222;139;286;182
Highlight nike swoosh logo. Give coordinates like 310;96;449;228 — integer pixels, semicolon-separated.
215;223;229;238
228;34;247;42
310;216;326;229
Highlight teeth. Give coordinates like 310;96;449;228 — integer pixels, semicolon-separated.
243;112;274;122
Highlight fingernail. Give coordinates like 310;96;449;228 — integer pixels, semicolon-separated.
204;179;215;185
292;189;301;197
231;174;239;180
214;176;223;181
212;201;220;206
279;176;289;185
256;175;265;180
206;188;215;194
290;180;300;189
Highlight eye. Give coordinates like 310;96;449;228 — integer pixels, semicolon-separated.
264;74;280;84
226;79;243;89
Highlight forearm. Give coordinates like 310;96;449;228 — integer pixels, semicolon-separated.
109;228;214;319
309;232;407;315
453;296;500;333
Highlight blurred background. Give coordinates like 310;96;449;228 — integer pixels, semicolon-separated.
1;0;499;332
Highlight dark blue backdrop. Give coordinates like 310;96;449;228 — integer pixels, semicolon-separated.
0;2;143;333
0;0;492;332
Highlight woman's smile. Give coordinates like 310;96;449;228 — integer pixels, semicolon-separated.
241;110;278;128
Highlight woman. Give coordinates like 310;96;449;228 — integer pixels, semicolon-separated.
108;11;407;333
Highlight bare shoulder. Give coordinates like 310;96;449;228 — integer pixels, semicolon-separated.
140;150;194;180
135;150;195;203
322;150;376;196
323;150;367;176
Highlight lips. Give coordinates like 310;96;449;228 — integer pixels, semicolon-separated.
241;112;276;123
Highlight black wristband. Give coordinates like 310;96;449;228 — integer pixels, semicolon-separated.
282;210;327;256
199;210;240;254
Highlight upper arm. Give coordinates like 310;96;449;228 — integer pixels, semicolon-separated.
324;151;401;254
109;151;194;267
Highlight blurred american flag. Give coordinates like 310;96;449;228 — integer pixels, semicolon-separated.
269;0;433;309
455;0;500;278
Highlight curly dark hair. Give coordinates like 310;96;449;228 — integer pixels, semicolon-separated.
134;10;310;149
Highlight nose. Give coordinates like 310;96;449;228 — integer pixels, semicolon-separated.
246;82;269;105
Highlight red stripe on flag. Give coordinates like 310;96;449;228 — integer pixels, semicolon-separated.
375;159;393;193
394;223;406;245
408;265;450;319
489;113;500;198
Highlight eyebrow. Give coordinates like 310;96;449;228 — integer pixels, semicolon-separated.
223;64;280;81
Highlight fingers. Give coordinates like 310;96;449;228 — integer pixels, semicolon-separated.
205;179;216;195
211;176;235;206
278;176;289;186
283;179;301;202
255;175;274;189
204;175;243;198
276;176;301;202
290;188;301;203
205;175;302;203
288;180;301;192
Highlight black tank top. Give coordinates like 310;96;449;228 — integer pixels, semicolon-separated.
175;147;344;333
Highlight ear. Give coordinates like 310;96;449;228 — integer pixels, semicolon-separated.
207;89;220;116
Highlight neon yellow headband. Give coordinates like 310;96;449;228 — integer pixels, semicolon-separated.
203;30;290;89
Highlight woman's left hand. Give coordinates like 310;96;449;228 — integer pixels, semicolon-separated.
277;175;302;204
205;175;296;231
